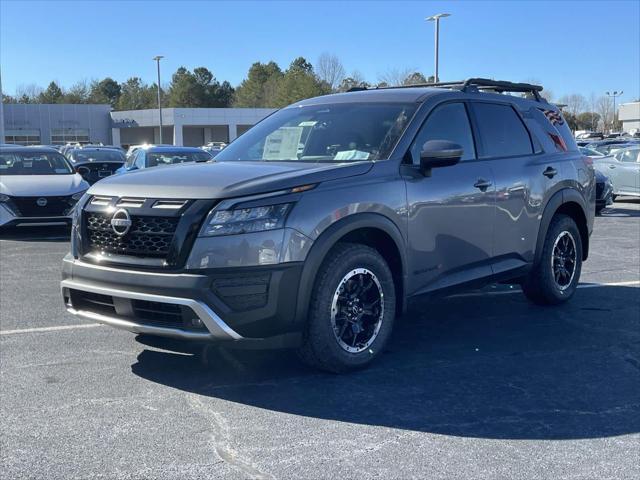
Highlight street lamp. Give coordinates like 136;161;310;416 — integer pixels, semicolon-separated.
153;55;164;144
426;13;451;83
605;90;623;133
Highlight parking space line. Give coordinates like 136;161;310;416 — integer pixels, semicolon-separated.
0;281;637;337
0;323;101;336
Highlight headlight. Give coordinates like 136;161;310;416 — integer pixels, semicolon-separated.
71;190;87;201
0;194;9;202
201;203;292;237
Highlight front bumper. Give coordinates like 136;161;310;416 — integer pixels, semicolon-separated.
61;255;303;341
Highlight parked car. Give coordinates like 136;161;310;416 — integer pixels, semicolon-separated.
594;169;613;214
116;146;212;174
0;145;89;228
593;146;640;199
66;146;126;185
586;139;640;155
201;141;228;157
578;146;605;157
576;132;603;140
61;78;595;372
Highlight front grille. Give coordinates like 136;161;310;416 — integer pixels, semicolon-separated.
132;299;205;330
86;213;179;258
76;163;123;185
9;196;73;217
70;290;116;316
68;289;206;331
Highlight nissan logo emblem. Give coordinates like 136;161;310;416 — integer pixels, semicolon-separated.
36;197;48;207
110;208;132;236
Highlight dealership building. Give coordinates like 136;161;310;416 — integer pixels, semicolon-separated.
619;102;640;134
1;103;276;147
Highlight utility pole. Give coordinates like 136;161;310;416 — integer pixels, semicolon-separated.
153;56;164;144
426;13;451;83
605;90;623;133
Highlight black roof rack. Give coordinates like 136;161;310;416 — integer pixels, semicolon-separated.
357;78;546;102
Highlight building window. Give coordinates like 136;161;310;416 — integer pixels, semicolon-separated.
4;129;41;146
51;128;90;145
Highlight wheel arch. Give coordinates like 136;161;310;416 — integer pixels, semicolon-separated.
294;213;407;326
535;189;591;263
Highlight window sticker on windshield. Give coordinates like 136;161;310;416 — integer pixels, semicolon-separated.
298;121;317;127
263;127;304;160
334;150;370;161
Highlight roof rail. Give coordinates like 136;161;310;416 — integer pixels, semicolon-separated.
364;78;546;102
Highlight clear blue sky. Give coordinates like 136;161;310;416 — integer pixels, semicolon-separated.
1;0;638;103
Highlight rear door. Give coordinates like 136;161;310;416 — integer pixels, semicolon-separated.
469;101;557;273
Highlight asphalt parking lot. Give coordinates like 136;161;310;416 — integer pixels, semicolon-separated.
1;200;639;480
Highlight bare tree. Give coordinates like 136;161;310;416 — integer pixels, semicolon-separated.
558;94;587;117
596;96;614;132
378;67;414;87
316;53;345;92
15;83;43;103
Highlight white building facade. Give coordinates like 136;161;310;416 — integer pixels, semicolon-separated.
111;108;276;147
619;102;640;134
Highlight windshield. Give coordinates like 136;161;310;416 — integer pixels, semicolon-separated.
0;151;74;175
69;149;125;163
147;150;212;167
215;103;417;163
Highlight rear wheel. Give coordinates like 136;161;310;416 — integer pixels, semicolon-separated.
522;214;582;305
297;243;396;373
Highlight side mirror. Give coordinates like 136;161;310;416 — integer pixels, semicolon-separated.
420;140;463;176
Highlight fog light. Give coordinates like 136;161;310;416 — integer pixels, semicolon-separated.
190;317;204;328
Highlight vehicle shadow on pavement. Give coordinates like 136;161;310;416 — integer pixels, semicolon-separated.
131;285;640;440
0;225;70;241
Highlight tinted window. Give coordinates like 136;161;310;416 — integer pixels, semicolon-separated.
146;150;212;167
410;102;476;163
134;151;146;169
473;103;533;158
69;149;125;163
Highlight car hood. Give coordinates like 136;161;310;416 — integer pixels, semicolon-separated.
0;174;88;196
88;161;373;199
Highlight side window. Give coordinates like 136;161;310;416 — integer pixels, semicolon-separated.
620;149;640;163
410;102;476;164
473;103;534;158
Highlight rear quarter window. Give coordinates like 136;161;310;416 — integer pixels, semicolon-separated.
534;108;579;153
472;103;534;158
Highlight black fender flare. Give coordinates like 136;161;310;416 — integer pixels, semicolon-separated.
534;188;590;265
293;213;408;325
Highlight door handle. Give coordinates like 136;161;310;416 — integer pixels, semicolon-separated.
473;179;492;191
543;167;558;178
608;165;616;169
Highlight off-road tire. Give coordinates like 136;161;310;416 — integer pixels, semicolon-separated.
297;243;396;373
522;214;583;305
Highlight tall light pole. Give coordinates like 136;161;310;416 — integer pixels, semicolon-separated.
426;13;451;83
153;56;164;144
605;90;623;132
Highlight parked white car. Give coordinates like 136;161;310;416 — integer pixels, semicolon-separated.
592;145;640;198
0;145;89;228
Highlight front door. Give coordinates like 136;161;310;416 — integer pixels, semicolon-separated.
404;101;495;296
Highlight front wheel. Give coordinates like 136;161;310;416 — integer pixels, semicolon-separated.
522;214;583;305
297;243;396;373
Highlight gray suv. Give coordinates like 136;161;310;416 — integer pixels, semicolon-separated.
61;79;595;372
